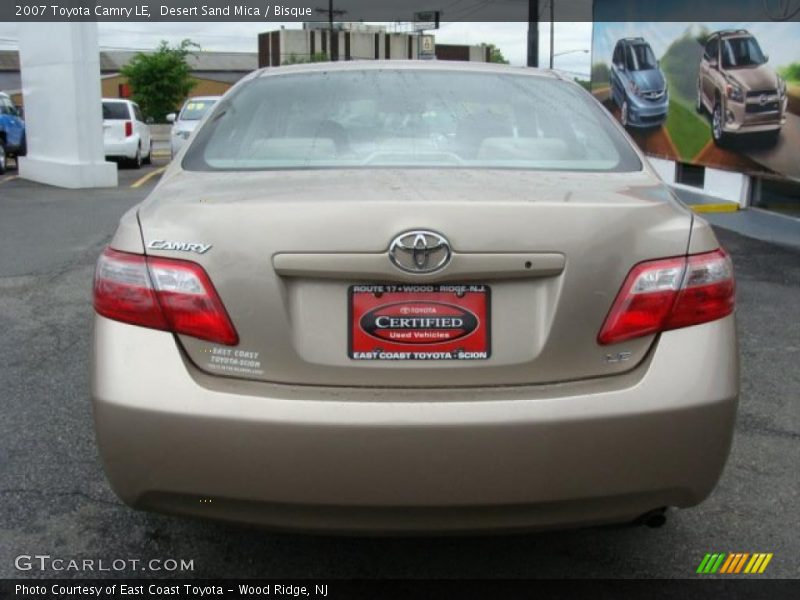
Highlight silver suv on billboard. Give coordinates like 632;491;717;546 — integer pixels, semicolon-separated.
611;37;669;128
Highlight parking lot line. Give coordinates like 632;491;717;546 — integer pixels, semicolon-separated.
130;166;167;189
0;175;19;185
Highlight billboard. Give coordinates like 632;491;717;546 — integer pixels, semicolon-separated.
591;18;800;181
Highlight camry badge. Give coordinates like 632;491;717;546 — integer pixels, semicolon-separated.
389;230;451;273
147;240;213;254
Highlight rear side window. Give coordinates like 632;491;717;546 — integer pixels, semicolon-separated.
183;69;641;173
103;102;130;120
133;104;144;122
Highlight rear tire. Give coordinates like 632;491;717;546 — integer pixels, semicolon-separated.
0;139;6;175
621;99;629;127
143;141;152;165
130;146;142;169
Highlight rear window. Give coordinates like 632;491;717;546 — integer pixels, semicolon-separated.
103;102;130;120
183;69;641;173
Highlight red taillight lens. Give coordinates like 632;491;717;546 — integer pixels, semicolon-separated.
93;249;168;331
598;249;734;345
93;248;239;346
124;121;133;137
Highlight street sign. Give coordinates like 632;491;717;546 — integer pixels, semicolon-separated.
418;34;435;59
413;10;440;31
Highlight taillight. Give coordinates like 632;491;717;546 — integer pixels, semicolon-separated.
598;249;734;345
93;248;239;345
124;121;133;137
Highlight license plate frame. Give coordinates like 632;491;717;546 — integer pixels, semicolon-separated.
348;284;491;361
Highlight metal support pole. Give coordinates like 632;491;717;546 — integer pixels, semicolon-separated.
527;0;539;67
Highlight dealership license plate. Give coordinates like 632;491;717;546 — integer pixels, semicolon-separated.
349;284;491;361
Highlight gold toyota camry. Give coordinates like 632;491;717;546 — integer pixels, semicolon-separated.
91;61;738;533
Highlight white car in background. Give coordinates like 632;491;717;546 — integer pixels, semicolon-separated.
102;98;152;169
167;96;220;157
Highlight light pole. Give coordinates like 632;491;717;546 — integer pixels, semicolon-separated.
551;48;589;68
549;0;554;69
527;0;539;67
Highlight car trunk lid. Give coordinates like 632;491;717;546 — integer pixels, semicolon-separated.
136;168;692;387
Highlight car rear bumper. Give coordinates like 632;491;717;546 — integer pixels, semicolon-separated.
91;314;738;533
104;138;139;159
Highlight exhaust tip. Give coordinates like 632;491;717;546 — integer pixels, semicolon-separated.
636;507;668;528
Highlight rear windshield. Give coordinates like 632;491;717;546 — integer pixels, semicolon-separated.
102;102;130;120
183;69;641;173
180;98;217;121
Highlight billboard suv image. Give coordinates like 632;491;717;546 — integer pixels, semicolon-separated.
592;17;800;182
611;37;669;128
697;30;788;146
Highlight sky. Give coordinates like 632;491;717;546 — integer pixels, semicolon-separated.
0;21;594;77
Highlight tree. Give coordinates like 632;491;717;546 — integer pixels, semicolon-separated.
120;40;199;122
482;43;509;64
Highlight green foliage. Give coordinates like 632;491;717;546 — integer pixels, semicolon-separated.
665;98;710;160
779;62;800;82
574;78;591;91
120;40;199;122
481;43;509;64
283;52;330;65
591;62;610;89
660;25;709;106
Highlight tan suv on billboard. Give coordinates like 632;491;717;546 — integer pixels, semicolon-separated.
697;29;788;145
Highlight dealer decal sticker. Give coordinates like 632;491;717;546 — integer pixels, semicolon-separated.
349;284;490;360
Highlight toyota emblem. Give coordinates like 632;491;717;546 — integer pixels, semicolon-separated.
389;230;451;273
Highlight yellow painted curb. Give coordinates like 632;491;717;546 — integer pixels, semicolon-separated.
690;203;739;213
130;166;167;189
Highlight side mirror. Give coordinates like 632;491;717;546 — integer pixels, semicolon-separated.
763;53;769;62
166;113;176;123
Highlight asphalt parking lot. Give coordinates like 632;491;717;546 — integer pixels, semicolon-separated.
0;161;798;579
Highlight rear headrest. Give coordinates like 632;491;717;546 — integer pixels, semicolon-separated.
477;137;570;161
250;138;337;160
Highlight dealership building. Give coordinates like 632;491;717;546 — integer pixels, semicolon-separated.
258;23;491;67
